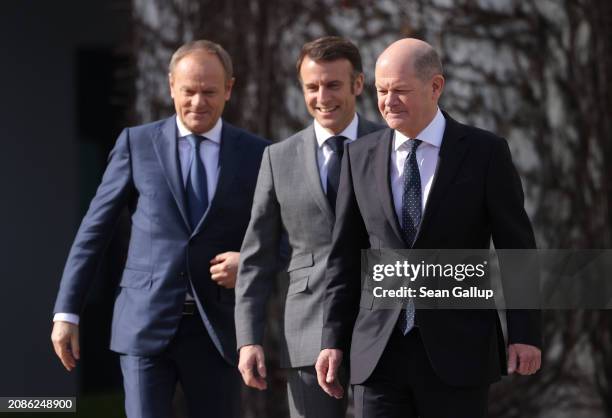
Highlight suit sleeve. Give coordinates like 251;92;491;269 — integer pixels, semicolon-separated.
235;146;283;349
486;138;542;348
321;144;369;352
53;128;134;315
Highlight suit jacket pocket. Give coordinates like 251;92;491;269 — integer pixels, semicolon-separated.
287;275;309;295
119;268;152;290
286;253;313;295
287;253;314;272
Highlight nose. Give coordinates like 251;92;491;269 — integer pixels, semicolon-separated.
317;86;331;105
192;93;204;107
385;91;398;107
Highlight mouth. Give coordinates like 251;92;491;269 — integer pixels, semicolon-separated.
316;106;340;115
188;111;208;118
385;111;405;117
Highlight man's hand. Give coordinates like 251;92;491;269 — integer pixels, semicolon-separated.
238;345;267;390
507;343;541;375
51;321;80;371
210;251;240;288
315;349;344;399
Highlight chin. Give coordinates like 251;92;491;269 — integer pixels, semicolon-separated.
188;119;212;132
385;120;399;129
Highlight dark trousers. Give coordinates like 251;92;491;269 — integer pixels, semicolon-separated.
120;312;240;418
287;365;348;418
353;329;489;418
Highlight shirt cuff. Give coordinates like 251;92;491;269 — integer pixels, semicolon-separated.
53;313;80;325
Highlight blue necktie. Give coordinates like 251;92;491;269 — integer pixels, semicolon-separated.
186;134;209;230
326;135;348;212
398;139;422;334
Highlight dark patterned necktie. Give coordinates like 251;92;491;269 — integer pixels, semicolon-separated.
326;135;348;212
398;139;422;334
186;134;208;229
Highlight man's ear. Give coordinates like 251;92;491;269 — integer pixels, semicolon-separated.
431;74;445;99
168;72;175;99
225;77;236;101
353;72;365;96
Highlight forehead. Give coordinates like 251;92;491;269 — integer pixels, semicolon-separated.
375;56;418;79
300;57;353;82
172;51;226;82
375;66;420;88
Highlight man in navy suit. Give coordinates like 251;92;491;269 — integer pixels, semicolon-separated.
51;40;269;418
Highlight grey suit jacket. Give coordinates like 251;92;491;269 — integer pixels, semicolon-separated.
235;116;383;368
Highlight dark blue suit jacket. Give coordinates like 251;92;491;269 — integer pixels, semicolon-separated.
54;116;269;365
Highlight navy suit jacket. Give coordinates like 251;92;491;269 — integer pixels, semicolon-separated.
54;116;269;365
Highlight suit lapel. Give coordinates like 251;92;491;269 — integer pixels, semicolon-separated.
357;116;382;137
152;117;191;231
299;126;335;222
299;117;382;224
373;128;406;245
191;122;243;236
415;114;469;244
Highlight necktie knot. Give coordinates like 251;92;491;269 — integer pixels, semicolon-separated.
408;138;422;154
327;135;348;155
187;134;204;149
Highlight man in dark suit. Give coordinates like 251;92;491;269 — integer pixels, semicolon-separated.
235;37;382;418
315;38;542;418
51;40;269;418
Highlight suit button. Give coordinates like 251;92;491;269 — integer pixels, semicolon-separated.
180;271;186;277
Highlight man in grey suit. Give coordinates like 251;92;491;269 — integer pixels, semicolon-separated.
235;36;382;418
51;40;269;418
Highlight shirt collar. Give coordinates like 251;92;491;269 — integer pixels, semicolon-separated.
176;115;223;144
394;108;445;151
314;113;359;148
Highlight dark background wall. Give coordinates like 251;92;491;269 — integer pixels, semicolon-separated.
0;0;130;398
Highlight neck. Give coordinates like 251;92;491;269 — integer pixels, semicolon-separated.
398;110;437;138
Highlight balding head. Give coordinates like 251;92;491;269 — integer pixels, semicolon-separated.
375;38;445;137
376;38;443;82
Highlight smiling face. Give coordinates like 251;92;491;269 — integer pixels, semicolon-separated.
299;56;364;135
169;51;234;134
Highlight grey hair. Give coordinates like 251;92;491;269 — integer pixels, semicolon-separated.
169;40;233;81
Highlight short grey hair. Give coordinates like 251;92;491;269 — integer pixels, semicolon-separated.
168;40;233;81
412;47;443;81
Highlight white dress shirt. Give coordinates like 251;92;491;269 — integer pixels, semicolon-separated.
390;108;445;225
176;116;222;203
54;117;224;325
314;113;359;193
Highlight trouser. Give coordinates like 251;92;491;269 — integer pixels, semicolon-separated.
119;311;240;418
287;365;349;418
354;329;489;418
